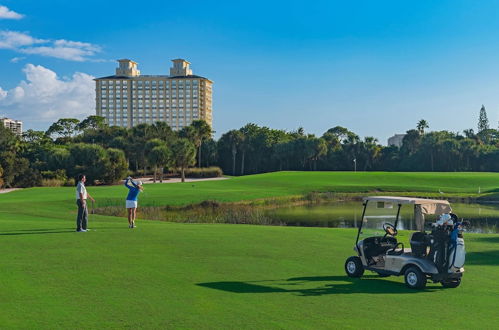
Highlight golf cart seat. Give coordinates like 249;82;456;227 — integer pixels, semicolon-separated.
386;242;405;255
362;236;398;259
410;232;429;257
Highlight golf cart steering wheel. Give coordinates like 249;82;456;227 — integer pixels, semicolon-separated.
383;222;398;237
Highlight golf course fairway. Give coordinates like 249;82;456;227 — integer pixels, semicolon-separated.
1;172;499;328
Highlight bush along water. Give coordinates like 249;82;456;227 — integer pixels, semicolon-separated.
93;192;354;225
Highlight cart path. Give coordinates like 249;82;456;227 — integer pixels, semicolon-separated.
0;188;22;194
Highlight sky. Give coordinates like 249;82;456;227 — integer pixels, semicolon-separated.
1;0;499;143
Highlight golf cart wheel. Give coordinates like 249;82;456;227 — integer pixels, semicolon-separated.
345;256;364;278
404;266;427;289
441;278;461;288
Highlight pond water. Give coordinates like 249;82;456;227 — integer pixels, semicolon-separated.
264;201;499;233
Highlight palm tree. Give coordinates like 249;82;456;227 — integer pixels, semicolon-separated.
171;138;196;182
145;139;165;182
308;138;327;170
417;119;429;135
226;130;244;175
152;121;174;142
148;145;171;182
190;120;212;168
362;137;381;170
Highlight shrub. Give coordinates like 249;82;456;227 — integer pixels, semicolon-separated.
183;167;223;178
103;148;128;184
41;169;73;186
41;178;65;187
41;169;67;180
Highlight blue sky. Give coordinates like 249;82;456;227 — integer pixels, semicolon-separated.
1;0;499;143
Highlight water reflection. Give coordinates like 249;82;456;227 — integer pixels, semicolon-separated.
264;201;499;233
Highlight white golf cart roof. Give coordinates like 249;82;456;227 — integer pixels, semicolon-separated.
363;196;451;214
363;196;452;231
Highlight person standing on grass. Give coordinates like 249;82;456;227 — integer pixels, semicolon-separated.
124;176;144;228
76;174;95;232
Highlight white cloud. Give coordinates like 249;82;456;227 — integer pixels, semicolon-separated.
0;30;101;61
0;31;45;49
10;56;26;63
22;44;100;62
0;5;23;19
0;64;95;127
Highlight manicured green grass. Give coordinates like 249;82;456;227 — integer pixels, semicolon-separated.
1;171;499;328
3;171;499;211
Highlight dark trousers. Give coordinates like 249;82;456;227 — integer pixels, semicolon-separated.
76;200;88;230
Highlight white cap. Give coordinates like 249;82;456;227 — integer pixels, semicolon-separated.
137;181;143;186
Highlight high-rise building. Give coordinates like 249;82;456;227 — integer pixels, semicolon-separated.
387;134;406;148
1;117;22;135
95;59;213;129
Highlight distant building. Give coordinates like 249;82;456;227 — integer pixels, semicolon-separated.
388;134;406;148
1;117;22;135
95;59;213;130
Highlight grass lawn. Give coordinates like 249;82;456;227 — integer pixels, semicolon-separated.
1;171;499;328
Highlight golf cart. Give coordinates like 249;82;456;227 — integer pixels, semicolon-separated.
344;196;467;289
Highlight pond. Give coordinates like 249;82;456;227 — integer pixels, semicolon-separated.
264;201;499;233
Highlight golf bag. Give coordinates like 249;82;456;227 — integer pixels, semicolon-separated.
428;226;450;273
428;222;466;273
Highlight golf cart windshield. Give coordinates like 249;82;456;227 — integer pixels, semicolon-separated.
356;196;452;244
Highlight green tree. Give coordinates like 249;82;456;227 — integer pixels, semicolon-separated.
360;137;381;171
0;125;20;187
308;137;327;170
190;120;212;167
68;143;109;184
478;105;489;133
151;121;175;142
130;124;151;174
226;130;244;175
417;119;429;135
77;116;106;131
149;145;171;182
46;118;81;140
46;147;71;171
171;138;196;182
146;139;168;182
103;148;128;184
200;138;218;167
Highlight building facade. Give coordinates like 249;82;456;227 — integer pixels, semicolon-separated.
95;59;212;129
387;134;406;148
1;117;22;135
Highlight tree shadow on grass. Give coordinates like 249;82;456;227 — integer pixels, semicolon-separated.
0;226;130;236
0;230;75;236
0;228;66;233
473;236;499;243
197;275;444;296
466;250;499;266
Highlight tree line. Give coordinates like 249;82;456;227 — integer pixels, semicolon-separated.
1;105;499;188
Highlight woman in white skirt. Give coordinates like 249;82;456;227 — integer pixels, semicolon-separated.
124;177;144;228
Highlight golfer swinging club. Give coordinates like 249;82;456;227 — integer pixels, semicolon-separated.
76;174;95;232
124;176;144;228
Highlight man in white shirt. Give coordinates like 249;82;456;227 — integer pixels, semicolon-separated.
76;174;95;232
